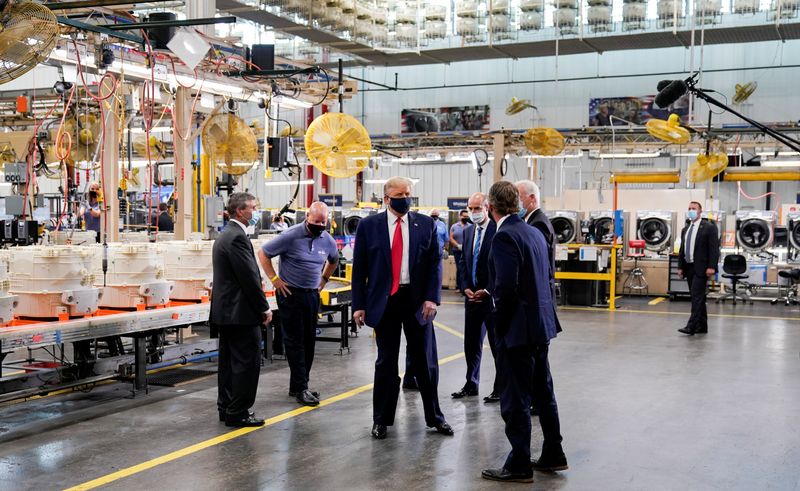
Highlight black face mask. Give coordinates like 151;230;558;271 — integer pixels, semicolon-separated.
461;217;469;224
307;223;326;237
431;216;439;221
389;196;412;215
89;191;98;200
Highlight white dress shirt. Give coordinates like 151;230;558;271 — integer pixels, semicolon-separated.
473;220;488;255
684;220;700;263
496;214;511;231
231;218;248;234
387;212;410;285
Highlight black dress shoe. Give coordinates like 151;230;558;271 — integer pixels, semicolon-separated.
677;327;695;335
402;380;418;390
531;455;569;472
225;415;265;427
483;392;500;403
451;386;479;399
219;409;254;422
289;390;320;399
481;468;534;483
371;423;387;439
432;421;454;436
295;389;320;406
694;327;708;334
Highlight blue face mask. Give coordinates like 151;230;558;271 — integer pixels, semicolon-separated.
687;210;698;221
248;209;260;227
389;196;412;215
518;208;527;219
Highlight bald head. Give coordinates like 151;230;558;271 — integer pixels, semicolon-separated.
430;208;441;220
307;201;329;226
467;192;489;225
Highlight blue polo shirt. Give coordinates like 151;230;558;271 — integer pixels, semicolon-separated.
261;222;338;289
433;219;448;251
84;201;101;233
450;222;466;246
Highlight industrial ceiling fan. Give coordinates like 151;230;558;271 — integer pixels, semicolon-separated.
0;0;59;85
201;113;259;176
732;81;757;105
304;112;372;179
646;113;690;144
505;97;537;116
523;127;565;156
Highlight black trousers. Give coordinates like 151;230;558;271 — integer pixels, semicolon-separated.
217;324;262;419
463;298;498;393
453;250;464;291
277;288;320;393
497;340;564;473
685;264;709;331
374;286;445;427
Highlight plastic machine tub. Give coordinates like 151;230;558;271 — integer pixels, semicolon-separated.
50;230;97;245
0;251;17;324
9;246;102;319
160;240;214;301
520;11;544;29
94;243;174;309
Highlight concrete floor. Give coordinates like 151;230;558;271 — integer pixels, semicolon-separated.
1;293;799;490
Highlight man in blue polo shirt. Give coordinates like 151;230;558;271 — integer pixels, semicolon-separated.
257;201;339;407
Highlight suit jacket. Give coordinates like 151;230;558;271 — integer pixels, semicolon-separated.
210;221;269;326
352;211;442;327
678;218;720;275
458;220;496;291
526;208;556;272
489;214;561;348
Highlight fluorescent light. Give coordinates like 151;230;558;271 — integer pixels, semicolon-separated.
527;152;583;160
599;152;661;159
130;160;174;168
264;179;314;187
761;160;800;167
756;151;800;157
364;178;420;185
272;95;313;109
673;152;698;157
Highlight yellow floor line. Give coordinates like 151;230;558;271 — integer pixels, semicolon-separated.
440;300;463;305
65;322;466;491
648;297;667;306
433;321;465;339
561;306;799;322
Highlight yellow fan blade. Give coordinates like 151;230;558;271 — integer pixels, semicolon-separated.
524;127;565;156
688;151;728;182
304;113;371;178
646;113;690;144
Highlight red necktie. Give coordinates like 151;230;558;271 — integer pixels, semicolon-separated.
391;217;403;295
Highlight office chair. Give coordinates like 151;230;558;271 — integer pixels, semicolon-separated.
716;254;751;305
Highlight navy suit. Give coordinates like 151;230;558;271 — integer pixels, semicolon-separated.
457;220;498;393
489;214;564;473
526;208;559;307
352;211;445;427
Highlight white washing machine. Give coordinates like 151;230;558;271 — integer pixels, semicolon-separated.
586;210;628;245
788;212;800;263
636;211;676;253
546;210;582;244
343;208;377;236
735;210;777;254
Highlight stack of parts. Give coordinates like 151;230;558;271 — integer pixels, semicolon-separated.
94;243;174;309
160;240;214;301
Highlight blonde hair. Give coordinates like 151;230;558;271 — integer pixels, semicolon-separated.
383;176;414;196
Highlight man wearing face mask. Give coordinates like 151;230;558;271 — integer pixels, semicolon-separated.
352;176;453;440
430;208;449;257
516;180;556;292
677;201;719;335
257;201;339;406
211;192;273;427
449;209;470;292
452;192;500;402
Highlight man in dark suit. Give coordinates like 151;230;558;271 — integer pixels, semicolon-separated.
482;181;567;483
156;202;174;232
677;201;720;335
211;192;272;427
352;176;453;440
452;192;500;402
516;180;556;288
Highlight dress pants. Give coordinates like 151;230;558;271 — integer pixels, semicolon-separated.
374;286;445;427
217;324;263;419
463;298;498;393
453;249;464;291
497;340;564;473
685;263;709;331
277;287;320;393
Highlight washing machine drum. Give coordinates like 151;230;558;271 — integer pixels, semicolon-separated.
638;217;671;251
344;215;362;235
737;218;772;252
551;217;576;243
790;221;800;250
593;217;614;244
